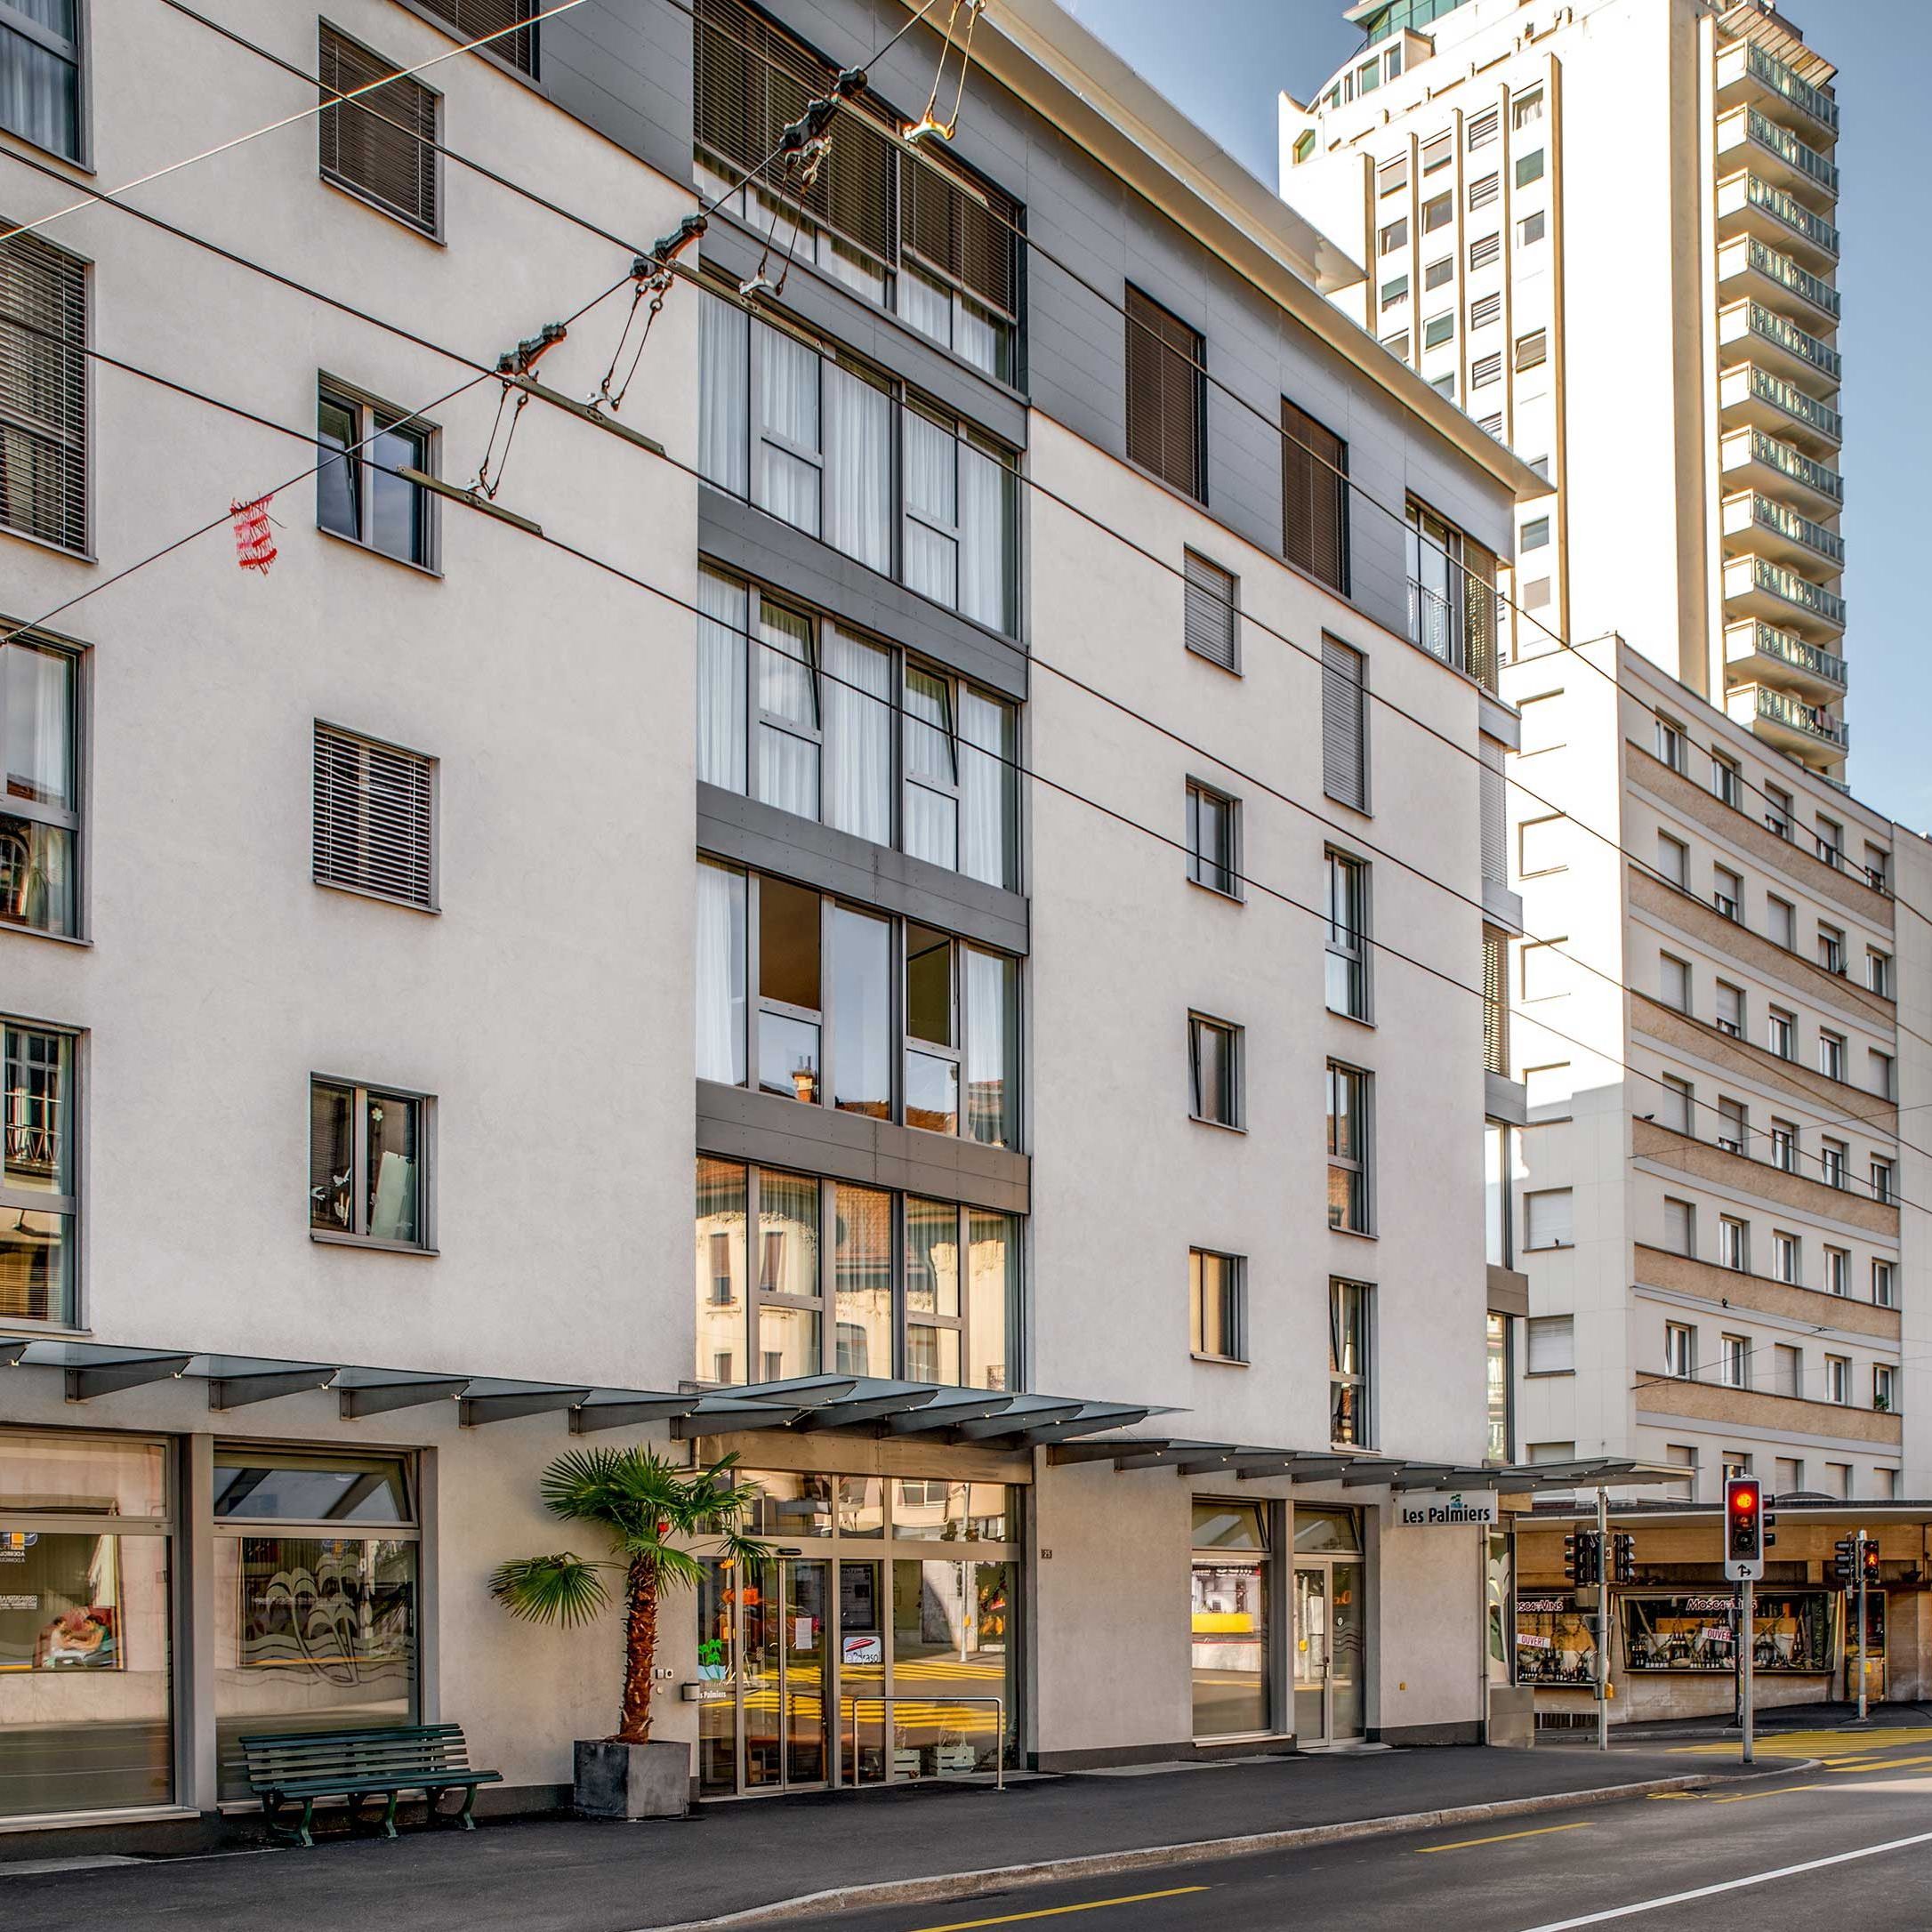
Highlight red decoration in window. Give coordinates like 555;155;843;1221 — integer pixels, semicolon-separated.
230;494;278;574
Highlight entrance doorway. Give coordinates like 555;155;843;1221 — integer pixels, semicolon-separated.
1292;1509;1365;1747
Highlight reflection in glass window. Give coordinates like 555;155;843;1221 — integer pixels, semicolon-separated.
905;668;961;870
2;637;80;937
212;1453;409;1523
2;1021;76;1322
834;1183;892;1376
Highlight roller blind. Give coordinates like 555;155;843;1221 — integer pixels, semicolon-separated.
1479;739;1506;885
1124;285;1203;500
1525;1189;1572;1249
1526;1315;1574;1373
1182;550;1237;669
0;224;86;553
313;723;437;909
902;157;1019;318
318;24;439;235
411;0;538;74
1322;638;1366;811
1282;397;1348;593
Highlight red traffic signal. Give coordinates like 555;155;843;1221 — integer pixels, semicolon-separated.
1725;1477;1765;1573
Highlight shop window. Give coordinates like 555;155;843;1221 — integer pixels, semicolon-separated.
1191;1501;1270;1740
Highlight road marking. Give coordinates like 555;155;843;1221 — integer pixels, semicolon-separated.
1710;1782;1822;1803
1828;1754;1932;1774
1512;1826;1932;1930
1417;1822;1593;1855
909;1888;1212;1930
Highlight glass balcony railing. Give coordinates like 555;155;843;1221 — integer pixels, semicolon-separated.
1742;174;1839;258
1746;43;1839;136
1731;555;1847;628
1733;301;1840;382
1740;236;1839;318
1743;106;1838;196
1753;686;1847;751
1746;428;1843;503
1740;366;1843;443
1743;493;1844;565
1729;619;1845;688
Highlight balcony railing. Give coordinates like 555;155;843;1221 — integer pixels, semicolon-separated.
1752;686;1848;750
1744;427;1843;503
1727;618;1845;688
1739;236;1839;319
1727;554;1847;629
1743;106;1838;196
1744;40;1839;134
1729;301;1840;383
1407;576;1500;693
1742;174;1839;258
1738;491;1844;566
1738;365;1842;444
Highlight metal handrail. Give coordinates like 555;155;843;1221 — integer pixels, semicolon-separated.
838;1692;1007;1791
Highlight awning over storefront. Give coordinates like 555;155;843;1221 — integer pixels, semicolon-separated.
1;1341;1156;1449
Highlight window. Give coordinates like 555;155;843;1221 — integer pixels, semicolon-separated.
1659;954;1690;1013
1521;516;1550;552
1864;842;1889;892
1183;550;1239;671
1469;173;1499;211
1656;833;1688;888
1356;56;1381;94
1325;850;1370;1018
1774;1348;1802;1399
0;223;86;554
1767;896;1794;949
311;723;436;910
1189;1014;1242;1128
2;1019;75;1321
1878;1468;1898;1499
1873;1259;1896;1308
1767;1007;1795;1059
1719;1216;1748;1271
414;0;539;73
1720;1334;1749;1389
1820;1137;1847;1187
1380;273;1411;312
694;861;1020;1148
1815;816;1842;866
1824;1245;1848;1298
1469;352;1501;392
0;633;79;937
1469;110;1499;150
1512;87;1544;129
1654;716;1686;771
1515;149;1545;189
1824;1461;1850;1496
1715;981;1743;1038
1124;285;1205;501
1321;638;1367;812
1771;1120;1797;1171
1187;780;1240;898
1867;949;1893;997
1526;1315;1574;1374
697;568;1018;890
1385;44;1404;80
1519;816;1564;875
1470;292;1501;330
1421;132;1453;174
1281;398;1349;594
1405;498;1498;680
1772;1230;1799;1284
0;0;81;157
695;1161;1017;1389
1421;192;1453;232
1521;575;1549;606
1711;752;1741;806
1380;330;1412;365
1378;156;1410;197
1818;1034;1845;1084
1516;209;1546;246
1657;1074;1693;1136
1429;372;1455;402
1326;1062;1369;1233
1713;866;1742;922
1664;1324;1694;1379
1292;129;1316;166
1423;311;1454;350
318;24;439;235
1380;216;1410;254
1525;1187;1572;1249
310;1077;429;1249
1718;1098;1746;1155
1875;1364;1896;1414
1514;329;1549;374
1817;924;1845;974
1666;1444;1699;1494
1824;1355;1849;1405
1424;256;1454;292
1663;1196;1695;1258
1190;1248;1244;1362
1870;1055;1896;1104
317;380;433;568
1721;1452;1753;1484
1485;1311;1512;1461
1469;232;1500;272
1330;1279;1373;1443
1871;1156;1895;1203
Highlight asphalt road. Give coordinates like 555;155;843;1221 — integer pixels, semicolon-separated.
802;1740;1932;1932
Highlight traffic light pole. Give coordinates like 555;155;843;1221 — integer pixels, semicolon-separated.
1596;1486;1609;1753
1857;1529;1869;1723
1741;1574;1755;1764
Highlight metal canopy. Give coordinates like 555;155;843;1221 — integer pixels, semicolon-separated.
190;1355;339;1410
334;1370;471;1419
9;1341;199;1402
459;1380;594;1427
570;1389;702;1434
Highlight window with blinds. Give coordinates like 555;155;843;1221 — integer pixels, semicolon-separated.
1321;637;1367;813
0;223;86;554
1182;549;1237;670
1525;1187;1572;1249
1469;232;1500;272
1525;1315;1574;1374
411;0;539;74
1282;398;1348;594
1469;172;1498;210
1124;285;1203;500
313;723;438;909
1483;928;1509;1075
318;24;439;235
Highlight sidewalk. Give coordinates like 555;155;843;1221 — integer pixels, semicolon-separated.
0;1743;1789;1932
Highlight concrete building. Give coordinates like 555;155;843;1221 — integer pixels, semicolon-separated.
0;0;1575;1845
1280;0;1847;785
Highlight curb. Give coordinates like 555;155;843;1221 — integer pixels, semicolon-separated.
632;1768;1779;1930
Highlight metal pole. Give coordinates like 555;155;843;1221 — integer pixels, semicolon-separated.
1741;1575;1755;1765
1596;1486;1610;1752
1857;1529;1870;1723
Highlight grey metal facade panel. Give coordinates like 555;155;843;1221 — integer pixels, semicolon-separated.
1486;1265;1531;1318
696;1080;1032;1212
696;782;1030;953
1485;1072;1530;1131
699;216;1028;448
536;7;691;185
698;488;1030;699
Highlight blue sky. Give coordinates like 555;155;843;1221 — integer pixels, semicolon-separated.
1070;0;1929;831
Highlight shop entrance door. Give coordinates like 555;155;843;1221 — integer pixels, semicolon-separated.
1292;1558;1365;1746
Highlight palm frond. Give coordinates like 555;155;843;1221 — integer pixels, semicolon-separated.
488;1553;611;1627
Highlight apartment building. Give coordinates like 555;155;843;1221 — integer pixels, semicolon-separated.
0;0;1563;1843
1280;0;1847;784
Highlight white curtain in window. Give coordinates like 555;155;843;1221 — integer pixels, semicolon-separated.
755;606;820;820
824;627;891;845
695;860;746;1084
696;294;749;495
959;688;1012;889
824;363;892;573
0;10;77;158
903;413;958;608
755;326;821;535
695;571;747;795
959;439;1010;632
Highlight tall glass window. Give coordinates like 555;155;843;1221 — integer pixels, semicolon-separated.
1;637;79;937
0;0;82;158
1326;1063;1369;1233
1325;851;1368;1018
1329;1280;1372;1445
1191;1501;1269;1738
2;1019;76;1322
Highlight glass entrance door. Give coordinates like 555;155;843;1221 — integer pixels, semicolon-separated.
1294;1558;1366;1745
1292;1564;1328;1743
706;1556;830;1794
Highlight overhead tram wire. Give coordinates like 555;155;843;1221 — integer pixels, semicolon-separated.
137;2;1927;1000
18;333;1932;1233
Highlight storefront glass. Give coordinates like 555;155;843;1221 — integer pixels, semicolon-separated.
1290;1509;1364;1743
1515;1594;1596;1685
1192;1501;1269;1739
1622;1592;1830;1673
0;1430;173;1818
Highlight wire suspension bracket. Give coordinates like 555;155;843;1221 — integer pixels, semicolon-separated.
905;0;984;146
474;320;568;499
593;213;708;415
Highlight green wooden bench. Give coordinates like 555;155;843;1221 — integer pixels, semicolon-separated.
241;1724;503;1847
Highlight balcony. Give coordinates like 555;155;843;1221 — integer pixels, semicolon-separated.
1720;490;1843;573
1722;553;1845;639
1715;235;1839;327
1716;106;1838;207
1719;427;1842;516
1718;301;1839;392
1728;682;1848;763
1715;172;1839;271
1723;618;1845;704
1718;363;1841;454
1406;576;1500;693
1715;37;1839;142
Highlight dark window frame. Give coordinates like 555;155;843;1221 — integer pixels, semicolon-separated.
318;20;442;238
1124;283;1207;503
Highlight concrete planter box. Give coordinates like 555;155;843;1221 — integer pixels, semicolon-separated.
574;1738;689;1819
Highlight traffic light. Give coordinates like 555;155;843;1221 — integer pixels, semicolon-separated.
1564;1529;1600;1585
1862;1538;1881;1586
1724;1476;1764;1580
1612;1533;1636;1584
1833;1534;1858;1586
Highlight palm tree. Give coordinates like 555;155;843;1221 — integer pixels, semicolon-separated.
490;1448;767;1744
